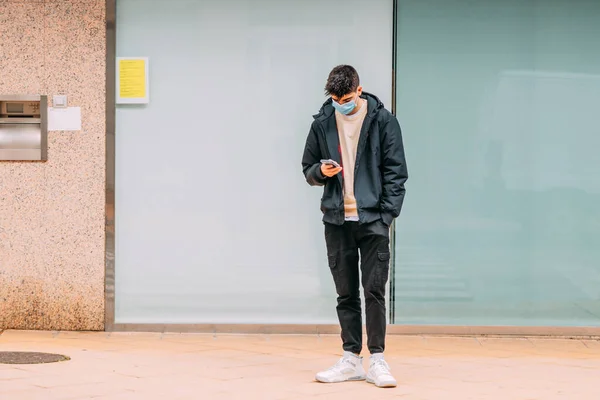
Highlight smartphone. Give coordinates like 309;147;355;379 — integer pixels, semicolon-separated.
320;159;341;168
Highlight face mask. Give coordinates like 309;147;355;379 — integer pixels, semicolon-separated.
332;95;358;115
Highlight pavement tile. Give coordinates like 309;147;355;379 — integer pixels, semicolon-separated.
0;366;41;380
0;388;51;400
1;330;600;399
0;378;40;393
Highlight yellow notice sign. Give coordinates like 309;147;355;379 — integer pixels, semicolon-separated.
117;57;149;103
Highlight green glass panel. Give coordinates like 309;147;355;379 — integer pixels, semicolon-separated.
393;0;600;326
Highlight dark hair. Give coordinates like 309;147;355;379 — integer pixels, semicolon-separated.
324;65;360;98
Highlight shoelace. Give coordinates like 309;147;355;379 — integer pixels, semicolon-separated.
328;356;355;372
371;358;391;376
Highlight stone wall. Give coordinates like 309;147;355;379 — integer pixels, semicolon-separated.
0;0;105;331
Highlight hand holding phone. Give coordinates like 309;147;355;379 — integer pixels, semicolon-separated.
320;159;340;168
320;159;342;177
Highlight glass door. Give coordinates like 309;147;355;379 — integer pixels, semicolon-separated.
115;0;394;324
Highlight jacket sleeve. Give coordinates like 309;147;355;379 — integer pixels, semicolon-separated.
380;115;408;225
301;123;328;187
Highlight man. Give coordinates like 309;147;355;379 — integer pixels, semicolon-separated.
301;65;408;388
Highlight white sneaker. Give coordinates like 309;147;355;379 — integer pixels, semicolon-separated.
367;355;397;388
315;352;366;383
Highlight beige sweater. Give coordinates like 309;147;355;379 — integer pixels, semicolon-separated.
335;98;368;221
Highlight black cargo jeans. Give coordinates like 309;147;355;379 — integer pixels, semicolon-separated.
324;219;390;355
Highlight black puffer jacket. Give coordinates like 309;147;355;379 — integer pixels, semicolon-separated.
302;92;408;226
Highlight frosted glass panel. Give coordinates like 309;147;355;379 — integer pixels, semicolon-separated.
115;0;392;323
394;0;600;326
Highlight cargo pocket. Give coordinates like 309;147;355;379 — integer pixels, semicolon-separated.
376;251;391;288
327;253;342;294
327;254;338;269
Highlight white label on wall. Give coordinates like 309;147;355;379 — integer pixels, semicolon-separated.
48;107;82;131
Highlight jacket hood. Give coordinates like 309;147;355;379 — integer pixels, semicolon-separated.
313;92;384;121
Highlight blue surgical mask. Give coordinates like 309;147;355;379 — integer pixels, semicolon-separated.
332;98;357;115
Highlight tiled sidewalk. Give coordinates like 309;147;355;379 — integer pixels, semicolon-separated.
1;330;599;399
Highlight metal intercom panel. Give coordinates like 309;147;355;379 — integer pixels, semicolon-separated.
0;95;48;161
